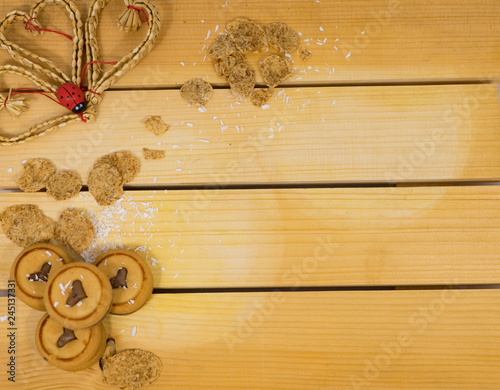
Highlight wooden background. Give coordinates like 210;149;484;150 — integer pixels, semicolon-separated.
1;0;500;389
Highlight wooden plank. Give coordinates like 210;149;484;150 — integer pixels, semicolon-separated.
2;290;500;389
1;0;500;88
1;84;500;188
1;186;500;288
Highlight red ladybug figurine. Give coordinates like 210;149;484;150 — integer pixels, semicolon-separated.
57;83;87;114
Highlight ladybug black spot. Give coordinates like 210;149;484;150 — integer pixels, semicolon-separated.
72;92;75;95
66;104;69;107
72;86;75;89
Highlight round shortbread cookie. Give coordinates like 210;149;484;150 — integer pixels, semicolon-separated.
44;262;112;330
10;243;73;311
95;250;153;315
35;313;107;371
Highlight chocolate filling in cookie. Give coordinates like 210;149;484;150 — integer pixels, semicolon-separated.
66;280;87;307
110;268;128;289
57;328;77;348
28;262;51;282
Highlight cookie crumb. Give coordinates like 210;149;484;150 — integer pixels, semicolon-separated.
96;151;140;184
143;148;166;160
265;22;300;52
1;204;55;247
208;35;239;59
227;17;266;53
180;78;213;106
102;349;162;389
251;88;273;107
299;46;312;61
46;171;82;201
55;209;94;253
88;163;124;206
18;158;56;192
260;55;293;88
228;63;256;99
144;116;170;136
214;52;246;79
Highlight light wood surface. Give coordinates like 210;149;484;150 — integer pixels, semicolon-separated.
2;290;500;389
1;0;500;88
1;1;500;388
1;186;500;288
1;84;499;188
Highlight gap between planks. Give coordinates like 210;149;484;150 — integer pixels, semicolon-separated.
3;181;500;194
1;79;496;95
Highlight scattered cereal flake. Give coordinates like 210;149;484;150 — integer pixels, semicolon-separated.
208;35;238;59
143;148;166;160
228;62;256;99
214;51;245;79
46;170;82;201
56;208;94;253
180;78;214;106
260;55;293;88
300;46;312;61
145;116;170;136
250;88;272;107
18;158;56;192
101;349;161;389
96;151;141;184
265;22;299;52
88;163;124;206
226;17;266;53
0;204;55;247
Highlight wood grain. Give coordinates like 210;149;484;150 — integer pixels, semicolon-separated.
1;84;499;188
1;186;500;288
1;0;500;88
2;290;500;389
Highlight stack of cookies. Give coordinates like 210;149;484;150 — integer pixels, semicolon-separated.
10;244;153;371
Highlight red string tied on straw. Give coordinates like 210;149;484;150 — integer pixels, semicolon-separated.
23;17;73;41
127;5;149;26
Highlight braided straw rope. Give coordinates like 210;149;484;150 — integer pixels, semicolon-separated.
0;0;160;146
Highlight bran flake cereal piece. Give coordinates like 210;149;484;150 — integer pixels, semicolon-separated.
18;158;56;192
251;88;273;107
228;63;256;99
265;22;300;52
96;151;141;184
46;171;82;201
208;35;239;59
180;78;213;106
214;52;246;79
88;163;124;206
55;209;95;253
260;55;293;88
0;204;55;247
143;148;166;160
144;116;170;136
299;46;312;61
227;17;266;53
102;349;162;389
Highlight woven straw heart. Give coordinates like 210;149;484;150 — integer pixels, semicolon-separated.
0;0;160;146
